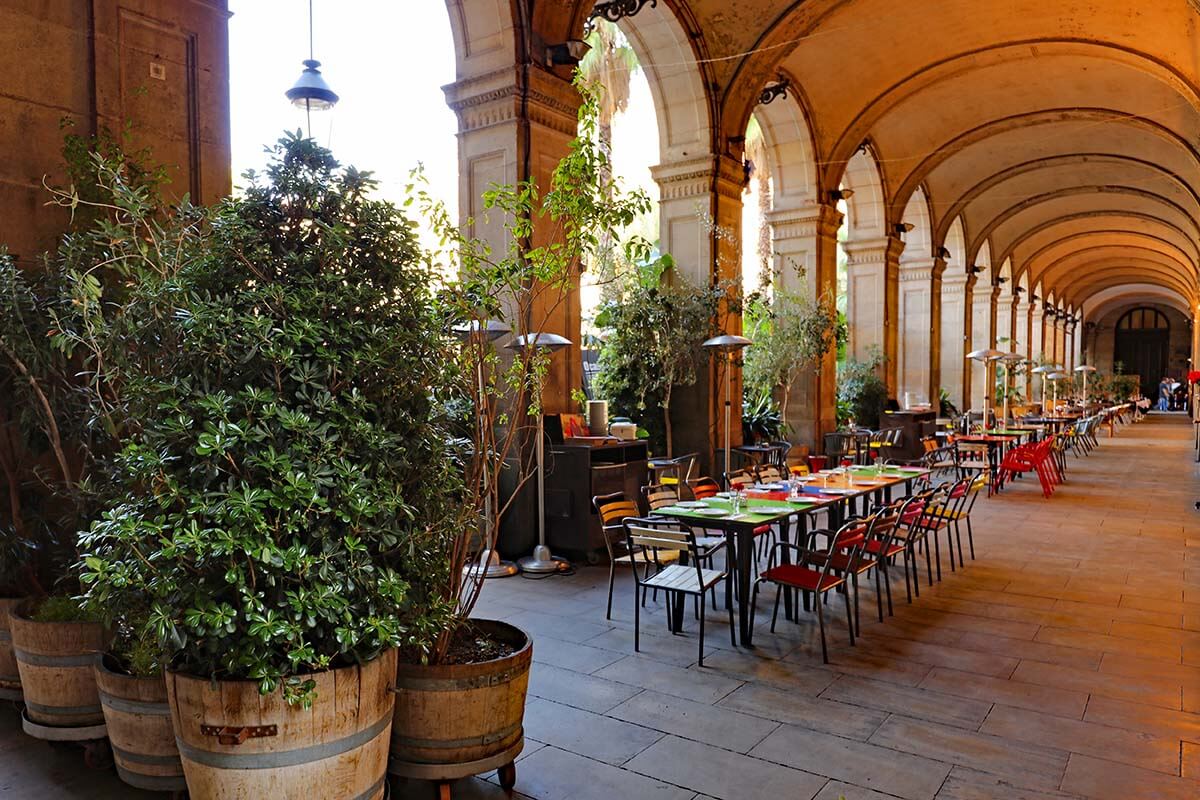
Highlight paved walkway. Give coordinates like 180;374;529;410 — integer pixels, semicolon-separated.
3;413;1198;799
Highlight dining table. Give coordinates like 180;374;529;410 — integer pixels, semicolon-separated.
652;464;929;646
954;433;1021;491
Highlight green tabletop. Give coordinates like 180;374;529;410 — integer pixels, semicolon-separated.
654;496;821;525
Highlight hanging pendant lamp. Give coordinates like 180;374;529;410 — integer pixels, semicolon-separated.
285;0;338;136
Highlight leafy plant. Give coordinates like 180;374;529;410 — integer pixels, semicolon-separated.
743;288;840;433
741;390;782;442
72;134;463;703
593;254;724;456
837;349;888;429
30;595;98;624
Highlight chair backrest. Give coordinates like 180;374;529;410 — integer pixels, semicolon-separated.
725;469;753;489
755;464;784;484
593;492;639;557
688;477;721;500
823;432;850;461
642;483;679;512
624;522;703;585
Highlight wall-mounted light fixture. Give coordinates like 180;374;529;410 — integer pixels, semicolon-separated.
546;39;591;66
893;222;915;235
1014;286;1026;294
759;77;790;105
937;246;951;260
828;188;854;202
995;276;1009;285
587;0;658;32
969;265;984;274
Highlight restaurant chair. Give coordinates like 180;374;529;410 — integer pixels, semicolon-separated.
723;468;754;490
892;489;938;596
642;483;728;611
593;493;678;620
926;476;973;572
750;517;865;662
688;476;721;499
800;507;900;631
623;521;734;666
754;463;786;484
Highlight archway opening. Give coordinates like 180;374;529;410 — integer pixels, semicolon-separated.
1114;307;1170;398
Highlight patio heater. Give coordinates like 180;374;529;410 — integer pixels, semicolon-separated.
1031;364;1057;414
1074;364;1097;406
966;348;1007;428
506;332;573;574
702;334;753;488
998;353;1025;426
452;319;517;579
1047;371;1068;412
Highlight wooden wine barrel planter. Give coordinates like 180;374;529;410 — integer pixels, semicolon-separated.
8;605;107;728
0;597;23;701
388;620;531;794
95;657;186;793
166;648;396;799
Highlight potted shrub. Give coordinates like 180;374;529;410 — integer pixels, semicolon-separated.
0;248;110;733
387;82;654;797
75;134;461;798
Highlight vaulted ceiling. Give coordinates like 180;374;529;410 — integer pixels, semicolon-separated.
558;0;1200;318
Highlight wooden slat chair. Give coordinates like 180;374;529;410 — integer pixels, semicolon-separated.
623;522;733;666
723;468;754;491
687;476;721;499
927;471;985;564
751;517;865;662
642;483;729;611
890;488;941;597
923;475;972;573
593;492;678;620
753;463;786;484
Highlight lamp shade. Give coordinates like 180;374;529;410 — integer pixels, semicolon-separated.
1031;364;1057;374
506;332;572;353
999;352;1025;363
702;334;752;351
1047;372;1067;380
966;348;1007;361
1074;364;1097;373
451;319;511;342
285;59;339;109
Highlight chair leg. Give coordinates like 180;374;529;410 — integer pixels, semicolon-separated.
816;597;829;663
770;582;783;632
873;567;884;623
843;588;855;647
851;573;861;634
728;585;737;647
966;517;976;559
902;548;914;602
932;531;943;581
606;563;616;620
954;520;965;566
697;597;706;667
882;559;895;615
633;585;641;654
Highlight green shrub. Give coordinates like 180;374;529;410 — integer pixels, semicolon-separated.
76;134;462;703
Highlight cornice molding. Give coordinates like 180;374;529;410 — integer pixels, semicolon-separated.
765;203;844;241
443;67;580;136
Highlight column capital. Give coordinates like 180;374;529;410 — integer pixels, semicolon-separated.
650;154;745;202
899;257;938;282
443;66;580;136
765;203;844;241
843;234;905;266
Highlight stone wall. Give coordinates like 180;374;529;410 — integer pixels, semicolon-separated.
0;0;230;262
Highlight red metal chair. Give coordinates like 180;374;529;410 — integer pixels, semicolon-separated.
750;517;865;662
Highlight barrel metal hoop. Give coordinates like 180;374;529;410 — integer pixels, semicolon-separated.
99;690;171;716
114;764;188;792
25;700;104;716
0;629;11;641
389;721;520;751
13;648;97;667
0;673;21;684
351;776;387;800
112;743;184;766
393;669;521;692
0;686;22;701
177;711;391;770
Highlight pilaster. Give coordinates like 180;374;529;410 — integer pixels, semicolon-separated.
898;258;938;408
939;268;970;412
844;235;905;394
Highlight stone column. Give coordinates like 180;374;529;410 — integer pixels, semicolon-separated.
940;269;970;412
968;278;996;412
1192;309;1200;374
844;236;905;395
1065;321;1076;372
651;154;746;471
766;203;843;448
898;258;937;407
445;66;583;414
1030;305;1045;360
995;288;1015;351
1057;319;1068;366
929;258;947;407
1014;295;1031;394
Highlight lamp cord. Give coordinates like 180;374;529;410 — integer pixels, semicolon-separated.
305;0;314;137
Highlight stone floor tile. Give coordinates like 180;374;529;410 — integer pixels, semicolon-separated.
813;649;936;687
750;723;952;800
717;682;889;740
697;647;838;694
934;766;1087;799
1082;694;1200;742
819;674;993;730
978;704;1180;774
1033;626;1182;662
609;690;780;753
511;745;695;800
1060;753;1200;800
393;777;536;799
529;633;626;673
593;654;744;703
1010;660;1183;709
868;716;1069;792
951;630;1103;670
918;666;1088;718
528;661;644;714
521;698;663;765
845;634;1020;678
624;734;827;800
816;779;918;800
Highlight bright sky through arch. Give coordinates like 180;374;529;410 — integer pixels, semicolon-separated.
228;1;458;249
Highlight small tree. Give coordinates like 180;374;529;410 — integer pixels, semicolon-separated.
593;255;724;455
743;288;840;433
